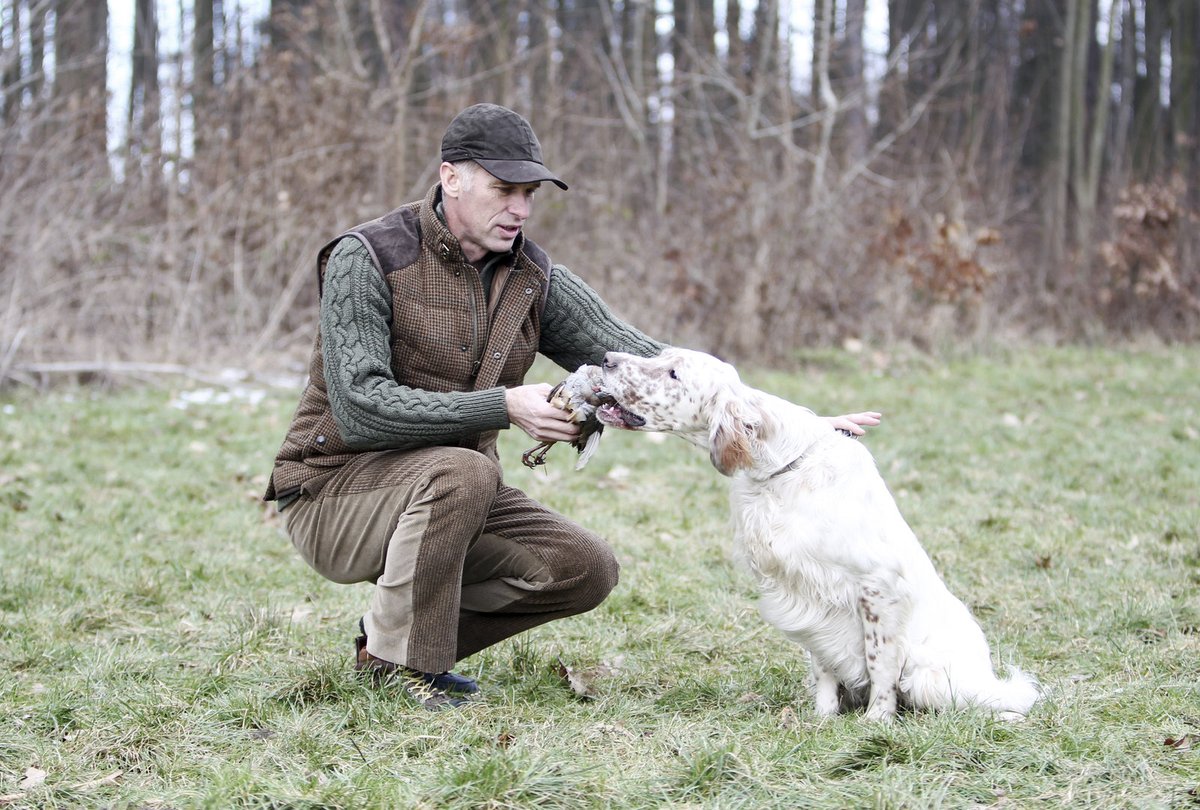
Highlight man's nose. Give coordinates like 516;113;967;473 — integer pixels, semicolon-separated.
510;194;531;219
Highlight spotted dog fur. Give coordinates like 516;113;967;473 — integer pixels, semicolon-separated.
597;347;1040;721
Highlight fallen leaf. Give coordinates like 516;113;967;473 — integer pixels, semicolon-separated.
0;795;27;805
74;771;122;791
248;728;275;740
1034;554;1053;569
1165;734;1197;752
594;722;636;739
778;706;799;730
18;767;46;790
555;656;621;699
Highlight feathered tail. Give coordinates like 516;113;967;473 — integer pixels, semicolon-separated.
906;665;1041;719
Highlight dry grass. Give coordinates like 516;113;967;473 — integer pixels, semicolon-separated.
1;347;1198;807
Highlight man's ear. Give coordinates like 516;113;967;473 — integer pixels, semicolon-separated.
439;161;460;198
708;392;761;476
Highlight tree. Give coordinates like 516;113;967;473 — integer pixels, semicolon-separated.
127;0;161;174
193;0;223;162
1131;0;1167;178
1169;0;1198;202
53;0;108;164
2;0;19;126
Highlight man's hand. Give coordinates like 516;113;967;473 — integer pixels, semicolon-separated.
506;384;581;442
825;411;882;436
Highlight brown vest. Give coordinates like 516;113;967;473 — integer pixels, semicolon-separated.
264;184;551;501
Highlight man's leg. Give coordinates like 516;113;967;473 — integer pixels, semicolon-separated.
455;484;620;661
283;448;620;672
284;446;499;673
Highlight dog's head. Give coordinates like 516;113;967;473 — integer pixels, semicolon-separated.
596;347;768;476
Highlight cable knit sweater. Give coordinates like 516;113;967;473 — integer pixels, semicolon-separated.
320;238;664;451
264;183;664;505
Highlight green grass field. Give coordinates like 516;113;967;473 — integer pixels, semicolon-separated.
1;346;1198;808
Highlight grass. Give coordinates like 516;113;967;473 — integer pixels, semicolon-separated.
1;346;1198;808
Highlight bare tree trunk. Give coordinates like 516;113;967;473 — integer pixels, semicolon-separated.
1170;0;1198;192
193;0;222;166
1015;0;1064;173
811;0;836;203
1109;0;1136;191
1077;0;1119;250
54;0;109;167
371;0;423;202
1044;0;1078;281
840;0;868;161
29;1;45;105
127;0;161;177
747;0;780;131
725;0;744;91
1132;0;1166;178
2;0;19;126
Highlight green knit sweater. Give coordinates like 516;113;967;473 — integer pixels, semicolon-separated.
318;237;665;454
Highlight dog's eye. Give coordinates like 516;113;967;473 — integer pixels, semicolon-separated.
668;368;679;380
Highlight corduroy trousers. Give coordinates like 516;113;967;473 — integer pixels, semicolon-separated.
282;445;619;674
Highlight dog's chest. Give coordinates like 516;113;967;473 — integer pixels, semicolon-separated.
728;484;865;602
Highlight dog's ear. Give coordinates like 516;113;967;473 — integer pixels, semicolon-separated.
708;391;762;476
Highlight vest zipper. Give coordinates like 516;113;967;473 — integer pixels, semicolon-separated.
465;265;485;380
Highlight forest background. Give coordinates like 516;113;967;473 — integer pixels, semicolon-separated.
0;0;1198;381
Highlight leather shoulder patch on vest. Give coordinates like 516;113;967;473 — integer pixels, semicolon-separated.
316;204;421;296
354;205;422;277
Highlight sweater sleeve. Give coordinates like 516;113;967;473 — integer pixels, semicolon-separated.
539;264;667;371
320;238;511;451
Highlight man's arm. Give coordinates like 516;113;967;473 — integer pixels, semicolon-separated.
320;238;510;450
539;264;667;370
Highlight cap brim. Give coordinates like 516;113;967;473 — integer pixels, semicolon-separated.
475;158;568;190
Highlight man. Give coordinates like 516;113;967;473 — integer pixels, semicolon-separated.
263;103;666;710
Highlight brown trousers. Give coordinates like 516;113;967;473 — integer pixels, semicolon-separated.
283;446;619;673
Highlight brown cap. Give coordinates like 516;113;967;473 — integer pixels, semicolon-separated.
440;103;568;190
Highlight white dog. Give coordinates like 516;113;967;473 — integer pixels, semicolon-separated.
596;347;1039;721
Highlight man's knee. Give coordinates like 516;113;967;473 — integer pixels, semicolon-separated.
573;533;620;610
422;448;502;502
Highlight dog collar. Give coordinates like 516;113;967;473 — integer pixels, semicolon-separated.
766;429;857;480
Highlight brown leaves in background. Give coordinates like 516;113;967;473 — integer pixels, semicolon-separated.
1100;178;1200;320
874;208;1000;304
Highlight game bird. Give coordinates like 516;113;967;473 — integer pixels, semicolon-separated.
522;364;613;470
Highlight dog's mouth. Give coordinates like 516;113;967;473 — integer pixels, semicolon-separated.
595;398;646;429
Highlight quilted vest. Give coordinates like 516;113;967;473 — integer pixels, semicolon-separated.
264;183;551;501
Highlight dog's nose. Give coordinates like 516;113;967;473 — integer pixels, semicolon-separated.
602;352;619;370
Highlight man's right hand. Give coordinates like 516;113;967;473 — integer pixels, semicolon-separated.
506;384;581;443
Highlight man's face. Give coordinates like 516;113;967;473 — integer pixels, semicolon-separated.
440;162;539;263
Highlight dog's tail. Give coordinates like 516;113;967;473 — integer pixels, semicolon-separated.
907;665;1041;719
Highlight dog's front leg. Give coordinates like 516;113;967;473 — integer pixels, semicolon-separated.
807;652;841;716
859;585;906;722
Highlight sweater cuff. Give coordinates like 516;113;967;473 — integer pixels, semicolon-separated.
469;386;513;431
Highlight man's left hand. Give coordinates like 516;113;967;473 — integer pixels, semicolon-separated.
825;411;882;436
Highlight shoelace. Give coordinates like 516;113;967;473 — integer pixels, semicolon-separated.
399;669;455;707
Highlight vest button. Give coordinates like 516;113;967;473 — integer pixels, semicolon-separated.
524;287;533;295
460;345;468;352
492;351;501;359
439;244;450;258
315;435;326;445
